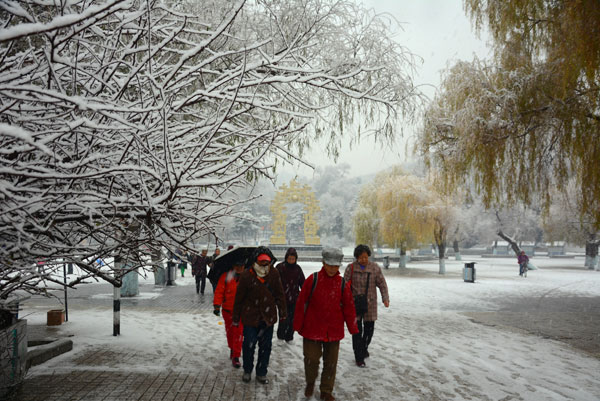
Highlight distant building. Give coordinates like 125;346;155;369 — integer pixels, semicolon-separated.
491;241;510;255
417;244;434;256
520;241;536;256
547;241;566;257
492;241;535;256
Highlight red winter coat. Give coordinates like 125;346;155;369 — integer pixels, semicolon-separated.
213;270;240;312
293;267;358;342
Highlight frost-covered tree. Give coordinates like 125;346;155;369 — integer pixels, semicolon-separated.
543;183;600;269
353;182;380;250
417;0;600;228
375;168;434;267
221;178;275;245
0;0;422;303
309;163;361;245
354;167;459;273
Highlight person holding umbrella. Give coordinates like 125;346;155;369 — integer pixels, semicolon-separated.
213;259;245;368
232;246;286;384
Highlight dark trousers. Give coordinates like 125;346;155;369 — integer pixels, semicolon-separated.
277;302;296;341
195;274;206;294
303;338;340;395
519;263;527;275
352;318;375;362
242;322;273;376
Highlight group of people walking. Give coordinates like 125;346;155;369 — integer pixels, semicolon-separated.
208;244;389;401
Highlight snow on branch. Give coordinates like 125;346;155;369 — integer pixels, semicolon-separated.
0;0;421;304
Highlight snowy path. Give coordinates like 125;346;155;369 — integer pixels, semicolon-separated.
19;256;600;400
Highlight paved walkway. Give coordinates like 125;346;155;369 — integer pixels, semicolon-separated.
7;264;600;401
9;276;341;401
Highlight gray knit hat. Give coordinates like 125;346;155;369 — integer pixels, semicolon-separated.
322;247;344;266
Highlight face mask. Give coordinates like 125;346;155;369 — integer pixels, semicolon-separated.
253;263;269;278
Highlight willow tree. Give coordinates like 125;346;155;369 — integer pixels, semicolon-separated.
353;183;380;250
375;169;434;267
543;181;600;270
354;167;457;273
417;0;600;229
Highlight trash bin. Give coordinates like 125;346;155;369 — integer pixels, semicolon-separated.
463;262;476;283
166;261;176;285
383;256;390;269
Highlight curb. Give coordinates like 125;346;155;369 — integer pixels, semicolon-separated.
26;338;73;369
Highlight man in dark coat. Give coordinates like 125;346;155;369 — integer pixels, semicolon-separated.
232;246;286;385
207;247;221;292
191;249;209;295
275;247;305;342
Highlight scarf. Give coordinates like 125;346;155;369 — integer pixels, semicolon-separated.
253;263;269;278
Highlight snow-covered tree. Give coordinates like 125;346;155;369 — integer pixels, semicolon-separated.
0;0;422;303
220;178;275;245
418;0;600;228
353;182;380;250
543;183;600;269
309;163;362;245
375;168;434;267
353;167;459;273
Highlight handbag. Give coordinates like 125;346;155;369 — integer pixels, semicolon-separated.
351;264;370;316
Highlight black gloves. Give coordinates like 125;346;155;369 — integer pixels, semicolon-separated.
213;306;221;316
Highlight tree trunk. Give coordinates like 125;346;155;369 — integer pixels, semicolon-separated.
497;230;521;256
152;247;165;285
399;255;407;268
438;243;446;274
399;242;407;268
434;219;447;274
453;239;462;261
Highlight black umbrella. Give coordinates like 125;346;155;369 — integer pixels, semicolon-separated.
208;246;257;283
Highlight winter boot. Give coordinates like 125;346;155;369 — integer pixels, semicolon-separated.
232;357;241;368
242;372;251;383
256;375;269;384
320;392;335;401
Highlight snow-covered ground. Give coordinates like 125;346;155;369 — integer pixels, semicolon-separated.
23;256;600;401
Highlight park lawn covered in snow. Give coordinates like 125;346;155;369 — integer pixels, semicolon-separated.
22;256;600;401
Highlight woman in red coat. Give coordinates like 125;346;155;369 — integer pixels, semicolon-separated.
213;260;245;368
293;247;358;401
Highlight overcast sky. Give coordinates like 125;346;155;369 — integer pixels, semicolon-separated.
287;0;491;179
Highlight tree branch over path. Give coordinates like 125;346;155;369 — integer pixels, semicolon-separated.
1;0;422;304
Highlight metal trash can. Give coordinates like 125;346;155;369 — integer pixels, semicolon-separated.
463;262;476;283
383;256;390;269
166;261;176;285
